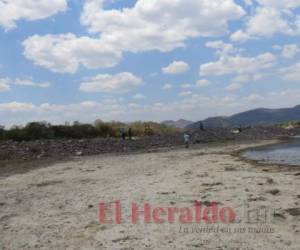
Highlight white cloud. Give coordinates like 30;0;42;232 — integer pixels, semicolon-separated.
243;0;253;6
272;45;282;51
0;77;51;90
206;40;240;56
232;75;251;83
179;91;193;97
226;73;265;91
281;62;300;81
200;52;276;76
181;84;193;89
196;79;211;87
0;100;126;126
132;94;145;100
23;34;122;74
296;15;300;30
200;50;275;92
162;84;172;90
2;90;300;126
226;83;242;91
230;30;250;43
280;44;299;59
0;102;35;113
79;72;143;93
231;1;300;42
15;78;51;88
245;93;264;102
0;0;67;31
257;0;300;9
23;0;245;73
162;61;190;75
0;78;10;92
81;0;245;53
246;7;293;38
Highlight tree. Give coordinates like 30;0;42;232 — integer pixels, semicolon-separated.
0;125;5;140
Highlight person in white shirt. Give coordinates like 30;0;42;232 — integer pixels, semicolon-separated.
184;133;190;148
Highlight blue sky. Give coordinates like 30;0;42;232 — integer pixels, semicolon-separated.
0;0;300;126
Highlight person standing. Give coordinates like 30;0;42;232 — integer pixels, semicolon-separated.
184;133;190;148
128;128;132;140
199;121;205;131
120;128;126;140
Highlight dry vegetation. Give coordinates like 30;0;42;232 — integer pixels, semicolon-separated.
0;120;179;142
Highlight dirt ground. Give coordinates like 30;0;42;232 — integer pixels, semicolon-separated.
0;141;299;250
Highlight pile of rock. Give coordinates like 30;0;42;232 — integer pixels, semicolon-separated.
0;135;183;162
190;126;294;143
0;127;297;163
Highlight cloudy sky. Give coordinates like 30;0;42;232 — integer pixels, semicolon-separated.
1;0;300;126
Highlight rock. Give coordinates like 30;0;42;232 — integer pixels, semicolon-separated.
267;189;280;195
285;208;300;216
37;151;46;159
225;167;236;171
266;178;274;184
274;212;286;220
248;197;267;202
75;151;83;156
202;182;222;186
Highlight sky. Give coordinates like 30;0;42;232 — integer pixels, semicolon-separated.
0;0;300;126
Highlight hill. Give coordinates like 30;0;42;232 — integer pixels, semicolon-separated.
187;105;300;129
162;119;194;129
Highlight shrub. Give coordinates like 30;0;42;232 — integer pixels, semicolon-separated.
0;120;179;141
0;125;5;140
24;122;54;140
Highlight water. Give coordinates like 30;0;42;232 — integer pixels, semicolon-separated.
243;137;300;166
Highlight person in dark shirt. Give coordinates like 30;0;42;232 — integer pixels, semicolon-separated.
128;128;132;140
120;128;126;140
199;122;205;131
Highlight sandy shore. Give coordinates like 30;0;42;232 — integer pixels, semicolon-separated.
0;141;299;249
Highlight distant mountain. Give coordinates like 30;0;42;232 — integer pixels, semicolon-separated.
187;105;300;129
162;119;194;129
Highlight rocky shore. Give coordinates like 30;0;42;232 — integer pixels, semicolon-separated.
0;127;298;163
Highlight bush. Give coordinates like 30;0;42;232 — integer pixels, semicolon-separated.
278;121;300;128
0;125;5;140
0;120;179;141
4;126;27;141
94;121;118;137
25;122;54;140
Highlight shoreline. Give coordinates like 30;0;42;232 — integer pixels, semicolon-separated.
0;139;291;178
235;138;300;170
